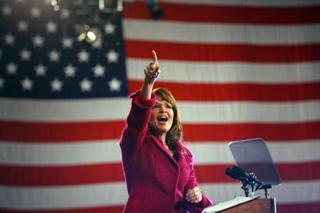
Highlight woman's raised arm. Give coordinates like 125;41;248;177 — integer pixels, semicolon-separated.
140;50;161;100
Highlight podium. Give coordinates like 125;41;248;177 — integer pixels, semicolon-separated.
204;138;281;213
203;196;276;213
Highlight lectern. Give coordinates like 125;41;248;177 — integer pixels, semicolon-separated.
203;196;276;213
227;198;276;213
204;138;281;213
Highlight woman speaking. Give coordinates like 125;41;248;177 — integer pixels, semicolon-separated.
120;50;212;212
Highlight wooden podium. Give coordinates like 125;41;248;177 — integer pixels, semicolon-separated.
203;197;276;213
219;198;276;213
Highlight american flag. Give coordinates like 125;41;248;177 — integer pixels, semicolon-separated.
1;0;320;212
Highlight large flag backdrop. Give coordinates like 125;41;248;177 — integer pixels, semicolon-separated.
1;0;320;212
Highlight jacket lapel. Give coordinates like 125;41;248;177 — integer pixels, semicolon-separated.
149;134;179;168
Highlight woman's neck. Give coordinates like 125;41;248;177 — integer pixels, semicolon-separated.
158;133;174;156
158;133;166;145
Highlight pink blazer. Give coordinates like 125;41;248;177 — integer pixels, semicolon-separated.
120;92;212;213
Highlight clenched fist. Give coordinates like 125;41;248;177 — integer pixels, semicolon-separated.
185;186;203;204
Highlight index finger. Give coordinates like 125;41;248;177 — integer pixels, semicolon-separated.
151;50;158;63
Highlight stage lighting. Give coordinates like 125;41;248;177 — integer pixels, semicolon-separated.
50;0;60;11
86;30;97;42
99;0;123;12
77;25;101;44
48;0;123;45
147;0;164;20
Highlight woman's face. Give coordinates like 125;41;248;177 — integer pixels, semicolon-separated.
150;96;174;134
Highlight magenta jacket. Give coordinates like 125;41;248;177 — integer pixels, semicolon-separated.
120;92;212;213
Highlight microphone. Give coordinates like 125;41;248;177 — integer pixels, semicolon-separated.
225;167;241;180
225;165;267;197
225;166;262;185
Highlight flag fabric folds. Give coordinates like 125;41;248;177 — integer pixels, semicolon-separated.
1;0;320;213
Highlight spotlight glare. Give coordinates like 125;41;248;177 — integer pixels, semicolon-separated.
54;5;60;11
50;0;60;11
77;31;86;42
51;0;57;6
86;31;97;43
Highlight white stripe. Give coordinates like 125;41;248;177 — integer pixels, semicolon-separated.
124;20;320;44
1;140;319;165
160;0;320;6
0;181;319;209
0;182;127;209
127;59;320;83
0;140;121;165
187;141;320;164
179;101;320;123
0;98;130;122
1;98;319;123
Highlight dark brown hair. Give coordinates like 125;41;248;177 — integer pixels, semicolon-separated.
150;88;183;161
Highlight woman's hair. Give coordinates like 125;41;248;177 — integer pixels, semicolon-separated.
150;88;183;161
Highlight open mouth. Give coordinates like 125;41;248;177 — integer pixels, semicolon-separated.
157;115;168;122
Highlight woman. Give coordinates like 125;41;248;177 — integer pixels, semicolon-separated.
120;50;212;212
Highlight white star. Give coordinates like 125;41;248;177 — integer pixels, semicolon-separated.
6;62;18;75
50;78;63;92
34;64;47;76
20;49;31;61
30;6;41;18
79;78;92;92
4;33;15;45
60;8;70;19
78;49;90;62
33;34;44;47
21;77;33;91
64;64;76;77
46;21;57;33
2;5;12;16
62;37;73;48
93;64;105;77
48;50;60;62
104;23;116;34
17;20;28;32
0;78;5;89
108;78;121;92
106;50;119;63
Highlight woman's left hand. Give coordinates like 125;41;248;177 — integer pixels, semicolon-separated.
185;186;203;204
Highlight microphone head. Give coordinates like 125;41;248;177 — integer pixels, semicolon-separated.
225;166;249;181
225;167;240;180
232;166;248;179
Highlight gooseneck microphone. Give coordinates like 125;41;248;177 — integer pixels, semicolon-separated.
225;166;261;184
225;165;263;196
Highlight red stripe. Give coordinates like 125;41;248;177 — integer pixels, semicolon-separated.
123;2;320;24
1;161;319;186
276;162;320;181
0;120;125;142
277;202;320;213
1;203;318;213
128;80;320;102
125;40;320;63
0;163;124;186
183;122;320;141
1;121;319;142
0;206;124;213
195;161;320;183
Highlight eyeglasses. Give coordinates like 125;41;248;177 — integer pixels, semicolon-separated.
152;102;173;110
